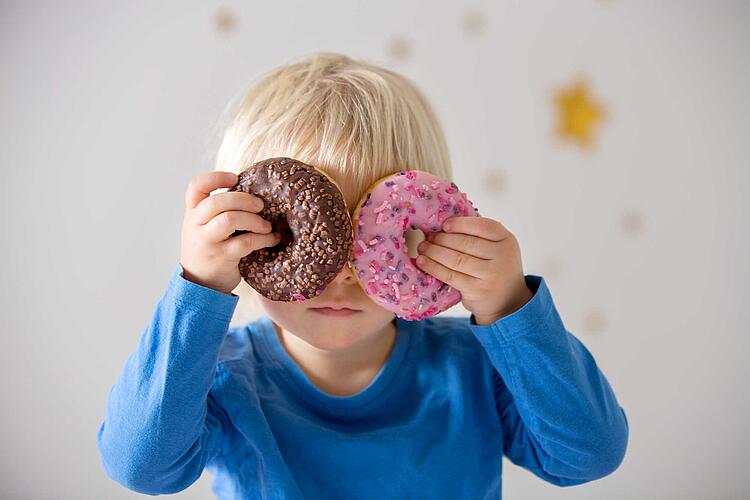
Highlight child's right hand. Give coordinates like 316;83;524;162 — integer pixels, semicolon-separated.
179;171;281;295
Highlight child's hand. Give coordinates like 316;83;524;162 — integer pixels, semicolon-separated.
415;216;534;326
179;171;280;295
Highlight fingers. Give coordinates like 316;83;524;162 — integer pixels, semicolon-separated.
192;191;265;226
203;210;273;243
417;240;487;278
415;253;478;291
425;232;496;260
185;171;238;210
222;231;281;260
442;216;511;242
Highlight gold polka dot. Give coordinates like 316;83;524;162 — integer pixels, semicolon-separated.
386;37;411;61
214;8;237;34
621;211;645;235
482;170;507;194
462;10;485;35
583;310;607;335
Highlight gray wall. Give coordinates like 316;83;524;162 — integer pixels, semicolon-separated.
1;1;748;498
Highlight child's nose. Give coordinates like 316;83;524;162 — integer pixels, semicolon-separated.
331;261;358;285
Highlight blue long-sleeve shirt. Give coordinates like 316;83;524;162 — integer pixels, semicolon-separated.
97;263;628;499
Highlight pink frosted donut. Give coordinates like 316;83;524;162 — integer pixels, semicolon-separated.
352;170;479;320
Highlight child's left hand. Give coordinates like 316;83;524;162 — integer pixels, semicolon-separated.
415;216;535;326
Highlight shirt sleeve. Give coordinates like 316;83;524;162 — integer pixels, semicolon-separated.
468;275;629;486
96;263;239;494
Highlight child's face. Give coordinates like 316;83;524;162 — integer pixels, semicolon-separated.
257;262;395;351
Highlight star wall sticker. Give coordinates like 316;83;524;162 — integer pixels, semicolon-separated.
554;79;606;148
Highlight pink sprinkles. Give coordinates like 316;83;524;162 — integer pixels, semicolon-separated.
353;170;477;320
373;200;391;213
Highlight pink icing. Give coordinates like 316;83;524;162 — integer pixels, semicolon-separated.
352;171;479;320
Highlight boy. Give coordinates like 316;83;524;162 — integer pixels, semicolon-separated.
97;52;628;499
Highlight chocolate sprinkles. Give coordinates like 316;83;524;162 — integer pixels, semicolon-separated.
228;157;353;301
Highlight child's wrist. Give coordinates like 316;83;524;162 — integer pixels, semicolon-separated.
472;287;534;326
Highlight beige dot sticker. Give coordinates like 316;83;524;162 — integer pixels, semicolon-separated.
541;258;564;280
462;10;485;35
214;8;237;34
621;210;645;236
386;37;411;61
583;309;607;335
482;170;507;194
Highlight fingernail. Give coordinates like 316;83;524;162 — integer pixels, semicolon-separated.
416;255;427;265
417;241;428;252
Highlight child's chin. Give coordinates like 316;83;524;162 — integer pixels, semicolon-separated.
303;327;370;350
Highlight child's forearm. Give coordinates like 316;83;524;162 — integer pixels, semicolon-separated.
97;263;238;494
469;275;629;485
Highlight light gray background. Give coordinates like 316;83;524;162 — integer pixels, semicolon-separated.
1;1;748;499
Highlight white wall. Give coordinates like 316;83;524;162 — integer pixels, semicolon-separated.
1;1;748;498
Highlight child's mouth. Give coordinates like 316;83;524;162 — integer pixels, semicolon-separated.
309;307;361;317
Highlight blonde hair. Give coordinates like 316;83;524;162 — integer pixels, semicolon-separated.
212;52;452;321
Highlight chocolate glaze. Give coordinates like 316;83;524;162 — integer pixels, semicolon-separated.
228;157;353;301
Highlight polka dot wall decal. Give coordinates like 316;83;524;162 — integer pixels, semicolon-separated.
582;309;607;335
621;210;645;236
386;37;411;61
462;9;485;35
214;8;237;34
541;258;564;280
482;170;507;194
554;79;606;148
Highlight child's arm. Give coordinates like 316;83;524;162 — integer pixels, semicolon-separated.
97;171;277;493
470;274;629;485
96;264;239;494
416;216;628;484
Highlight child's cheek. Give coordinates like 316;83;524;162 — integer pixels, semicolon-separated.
257;296;305;324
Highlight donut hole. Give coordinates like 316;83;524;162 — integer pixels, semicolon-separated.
270;217;294;251
404;228;426;258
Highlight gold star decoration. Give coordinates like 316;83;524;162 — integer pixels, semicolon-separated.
554;79;606;148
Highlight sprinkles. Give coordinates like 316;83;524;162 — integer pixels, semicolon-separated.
352;170;478;320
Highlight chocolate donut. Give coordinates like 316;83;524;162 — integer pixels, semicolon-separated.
228;157;353;301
